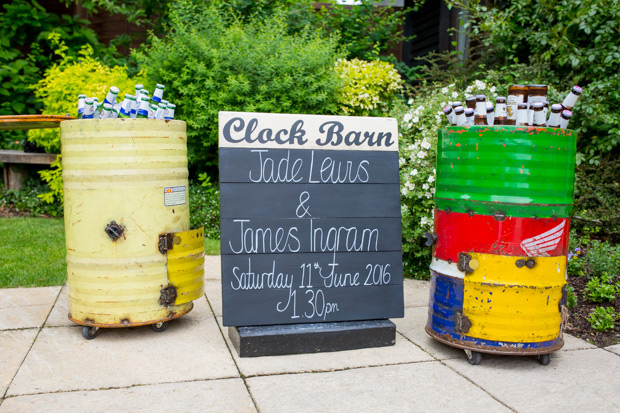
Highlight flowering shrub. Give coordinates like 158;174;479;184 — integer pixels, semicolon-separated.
392;79;499;278
335;58;403;117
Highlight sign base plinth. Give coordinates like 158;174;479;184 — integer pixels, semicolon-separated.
229;319;396;358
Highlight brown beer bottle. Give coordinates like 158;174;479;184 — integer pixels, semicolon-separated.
494;97;507;125
507;85;528;125
474;95;487;125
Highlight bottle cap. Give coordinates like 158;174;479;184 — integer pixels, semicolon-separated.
572;86;582;95
110;86;119;95
443;106;452;114
551;103;562;112
561;110;573;118
103;103;112;110
486;103;494;113
156;84;165;90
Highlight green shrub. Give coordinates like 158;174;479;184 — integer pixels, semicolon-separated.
584;273;618;303
0;176;63;217
566;285;578;309
335;58;404;117
135;1;345;175
588;306;617;332
189;179;220;240
573;157;620;243
391;79;498;278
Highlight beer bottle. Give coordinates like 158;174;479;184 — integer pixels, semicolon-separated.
152;84;165;104
83;98;95;119
474;95;487;125
464;108;474;126
111;107;120;119
104;86;120;106
466;96;476;110
542;100;549;121
454;106;466;126
93;97;101;119
562;86;582;111
507;85;528;125
119;94;135;118
560;110;573;129
136;97;150;119
443;106;455;125
148;103;158;119
77;94;86;119
486;103;495;126
164;103;176;120
546;104;562;128
494;97;507;125
532;102;545;126
100;103;113;119
516;103;528;126
134;84;144;100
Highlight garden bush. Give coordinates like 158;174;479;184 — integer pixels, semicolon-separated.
189;179;220;240
135;1;345;175
335;58;404;117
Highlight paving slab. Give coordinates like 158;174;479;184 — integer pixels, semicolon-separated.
44;285;72;328
7;297;238;397
204;255;221;280
0;329;37;397
0;378;255;413
605;344;620;356
443;348;620;412
393;307;463;360
0;287;60;330
216;317;433;377
204;280;222;317
403;279;430;308
247;362;511;413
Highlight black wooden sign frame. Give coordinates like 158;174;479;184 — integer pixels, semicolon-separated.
219;111;404;326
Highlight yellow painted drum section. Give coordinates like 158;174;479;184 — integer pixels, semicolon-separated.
61;119;204;326
463;253;566;343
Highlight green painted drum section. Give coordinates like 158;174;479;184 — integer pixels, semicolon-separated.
435;126;576;218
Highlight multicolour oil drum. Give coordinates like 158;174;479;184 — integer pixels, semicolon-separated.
426;125;576;365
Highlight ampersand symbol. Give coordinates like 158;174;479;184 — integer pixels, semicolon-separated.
296;191;311;218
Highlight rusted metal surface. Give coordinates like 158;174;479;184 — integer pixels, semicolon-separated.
69;303;193;328
0;114;75;130
435;125;576;218
62;119;203;328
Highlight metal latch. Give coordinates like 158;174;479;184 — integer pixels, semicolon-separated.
493;210;507;221
457;252;479;274
159;286;177;307
455;311;472;334
424;232;438;247
158;233;175;254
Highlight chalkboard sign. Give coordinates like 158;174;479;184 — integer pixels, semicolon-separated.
219;111;404;326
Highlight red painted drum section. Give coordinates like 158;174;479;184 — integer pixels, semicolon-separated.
433;209;570;262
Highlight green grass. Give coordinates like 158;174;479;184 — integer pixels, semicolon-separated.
0;217;67;288
0;217;220;288
204;238;221;255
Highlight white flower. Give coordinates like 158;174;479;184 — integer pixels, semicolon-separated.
410;169;418;176
427;175;435;183
421;140;431;150
412;116;419;123
422;183;430;190
407;98;413;105
451;91;459;99
399;157;405;166
490;86;496;93
401;187;408;195
403;113;412;123
475;79;486;89
441;87;449;94
417;151;427;159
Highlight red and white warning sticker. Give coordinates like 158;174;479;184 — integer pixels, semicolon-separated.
164;186;186;207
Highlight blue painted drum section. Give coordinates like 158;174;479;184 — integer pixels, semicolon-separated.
427;270;464;337
426;270;563;353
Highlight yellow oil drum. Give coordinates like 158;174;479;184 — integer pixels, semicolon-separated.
61;119;204;339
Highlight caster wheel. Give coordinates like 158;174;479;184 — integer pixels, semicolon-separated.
464;349;482;365
151;321;168;332
82;326;99;340
538;354;551;365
